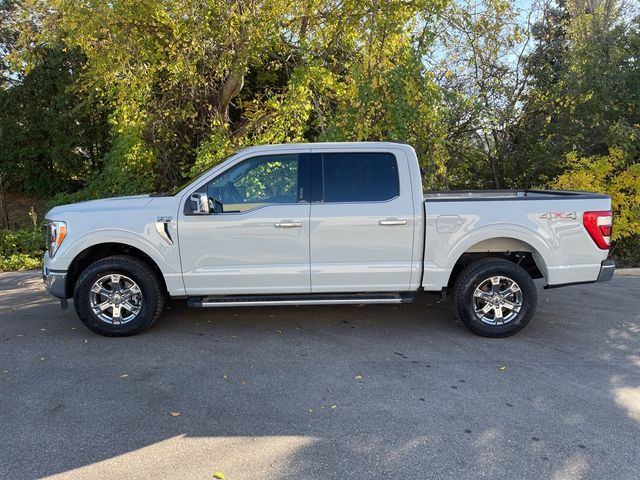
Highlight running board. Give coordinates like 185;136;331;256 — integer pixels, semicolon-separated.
188;292;414;308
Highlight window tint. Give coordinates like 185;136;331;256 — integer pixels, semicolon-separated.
322;152;399;202
207;154;299;212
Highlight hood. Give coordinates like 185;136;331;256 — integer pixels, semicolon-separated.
46;194;153;218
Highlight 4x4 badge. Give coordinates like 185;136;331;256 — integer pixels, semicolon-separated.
540;212;576;220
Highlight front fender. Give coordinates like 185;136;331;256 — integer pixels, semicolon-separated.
52;228;185;296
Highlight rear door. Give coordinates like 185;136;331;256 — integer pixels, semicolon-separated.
309;149;416;292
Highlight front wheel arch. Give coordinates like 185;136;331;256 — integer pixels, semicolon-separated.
66;242;167;299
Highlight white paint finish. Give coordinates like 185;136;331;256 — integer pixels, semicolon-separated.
178;204;311;295
43;141;613;300
436;215;463;233
44;195;186;296
308;146;417;292
422;196;611;290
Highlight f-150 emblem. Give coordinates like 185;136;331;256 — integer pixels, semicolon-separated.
540;212;577;220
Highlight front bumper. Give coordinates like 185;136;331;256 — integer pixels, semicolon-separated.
596;259;615;282
42;260;68;300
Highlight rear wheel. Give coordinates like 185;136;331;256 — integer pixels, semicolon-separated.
73;255;165;336
453;258;537;337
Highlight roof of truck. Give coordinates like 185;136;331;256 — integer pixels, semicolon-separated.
235;141;415;155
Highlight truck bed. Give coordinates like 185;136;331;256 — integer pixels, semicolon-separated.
424;189;609;202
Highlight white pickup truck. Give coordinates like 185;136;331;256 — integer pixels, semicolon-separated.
43;142;615;337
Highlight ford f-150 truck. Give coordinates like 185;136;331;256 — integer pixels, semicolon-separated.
43;142;615;337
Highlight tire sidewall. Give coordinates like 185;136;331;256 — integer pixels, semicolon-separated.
74;257;162;336
455;260;537;337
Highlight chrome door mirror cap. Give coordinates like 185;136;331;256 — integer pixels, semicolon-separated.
190;192;210;215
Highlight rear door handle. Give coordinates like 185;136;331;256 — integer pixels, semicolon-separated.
274;222;303;228
379;219;407;226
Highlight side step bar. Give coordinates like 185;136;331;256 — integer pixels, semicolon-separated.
188;292;414;308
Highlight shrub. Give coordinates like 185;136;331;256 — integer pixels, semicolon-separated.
0;227;44;271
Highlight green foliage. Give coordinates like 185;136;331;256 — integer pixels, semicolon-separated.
0;0;638;269
552;147;640;241
0;226;43;271
0;46;110;197
510;2;640;188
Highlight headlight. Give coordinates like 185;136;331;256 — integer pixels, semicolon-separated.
46;220;67;257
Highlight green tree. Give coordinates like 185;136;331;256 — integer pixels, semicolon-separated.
510;0;640;187
11;0;449;195
0;46;110;196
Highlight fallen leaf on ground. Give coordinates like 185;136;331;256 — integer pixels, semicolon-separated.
355;375;362;380
498;366;507;371
40;357;45;361
119;373;129;378
170;411;181;417
331;404;337;410
223;373;228;379
213;472;225;479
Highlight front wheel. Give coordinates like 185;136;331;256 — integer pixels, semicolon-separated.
453;258;537;337
73;255;165;336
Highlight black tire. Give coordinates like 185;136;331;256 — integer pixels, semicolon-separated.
73;255;165;337
453;258;537;338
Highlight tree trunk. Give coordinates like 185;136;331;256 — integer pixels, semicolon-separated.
0;174;10;229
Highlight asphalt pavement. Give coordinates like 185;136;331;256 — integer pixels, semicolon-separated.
0;270;639;480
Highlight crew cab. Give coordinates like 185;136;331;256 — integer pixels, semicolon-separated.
43;142;615;337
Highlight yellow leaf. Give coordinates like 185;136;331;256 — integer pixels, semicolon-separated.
170;411;181;417
331;404;337;410
223;373;228;379
119;373;129;378
213;472;225;479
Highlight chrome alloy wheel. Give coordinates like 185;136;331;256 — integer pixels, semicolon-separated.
472;275;523;325
89;274;142;325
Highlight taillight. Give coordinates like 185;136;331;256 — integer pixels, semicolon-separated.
583;211;612;249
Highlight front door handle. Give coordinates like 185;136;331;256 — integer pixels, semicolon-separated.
274;222;303;228
379;219;407;226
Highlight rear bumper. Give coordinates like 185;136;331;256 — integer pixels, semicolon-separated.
596;259;615;282
545;259;615;289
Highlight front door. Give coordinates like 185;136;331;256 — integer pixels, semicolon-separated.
179;153;311;295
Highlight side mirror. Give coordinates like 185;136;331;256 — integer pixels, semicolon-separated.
189;192;210;215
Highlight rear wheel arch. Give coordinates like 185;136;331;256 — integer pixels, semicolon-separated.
446;237;547;290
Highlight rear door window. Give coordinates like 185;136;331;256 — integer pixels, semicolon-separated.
321;152;399;202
